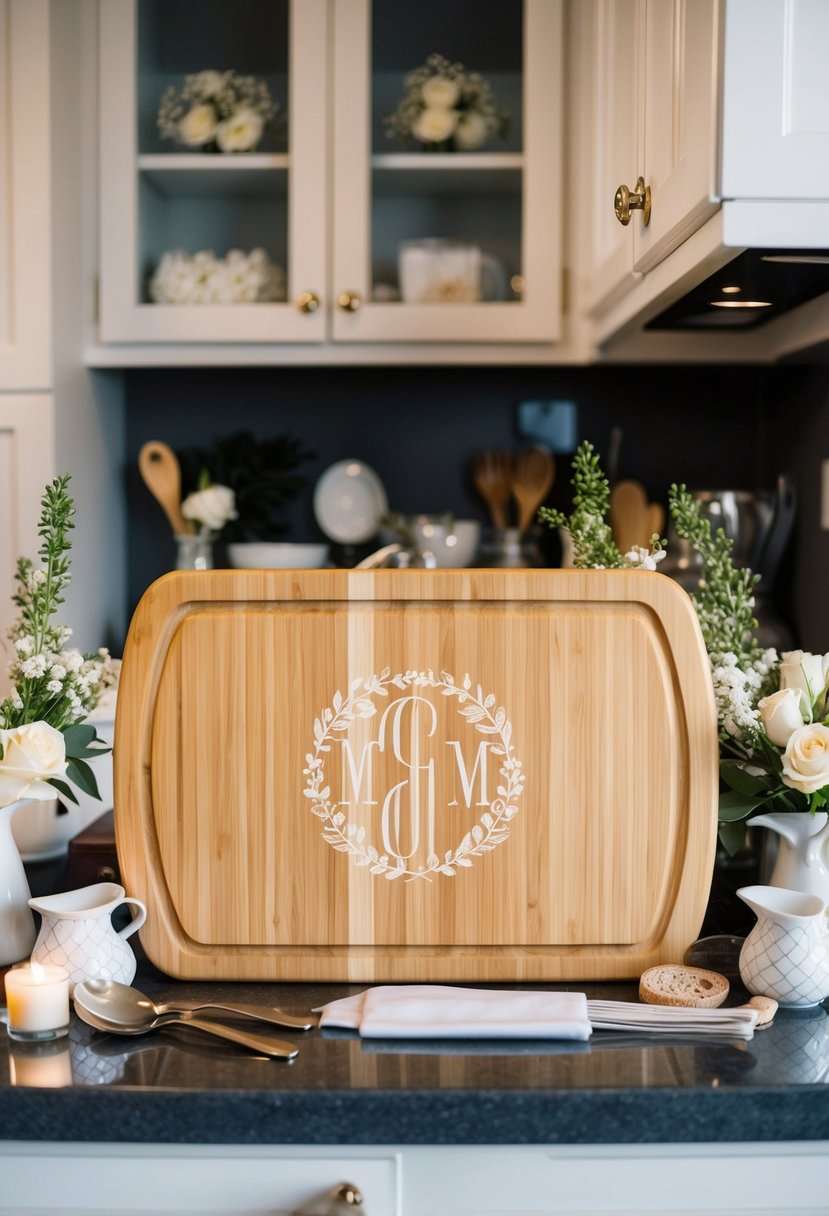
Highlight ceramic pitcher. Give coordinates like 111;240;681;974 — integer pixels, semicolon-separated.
750;811;829;902
738;883;829;1008
29;882;146;994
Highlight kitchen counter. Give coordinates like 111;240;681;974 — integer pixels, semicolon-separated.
2;957;829;1147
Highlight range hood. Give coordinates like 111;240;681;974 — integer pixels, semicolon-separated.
647;249;829;331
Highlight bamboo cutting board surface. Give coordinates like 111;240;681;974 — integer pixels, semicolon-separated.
114;569;718;981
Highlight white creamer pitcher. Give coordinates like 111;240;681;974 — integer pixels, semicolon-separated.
750;811;829;903
29;882;146;994
738;883;829;1008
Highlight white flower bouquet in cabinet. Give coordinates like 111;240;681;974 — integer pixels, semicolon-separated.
385;53;509;152
157;69;280;153
149;248;286;305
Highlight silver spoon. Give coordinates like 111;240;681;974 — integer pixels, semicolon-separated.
74;982;298;1060
76;978;316;1031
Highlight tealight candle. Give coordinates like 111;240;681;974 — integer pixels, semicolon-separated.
4;962;70;1041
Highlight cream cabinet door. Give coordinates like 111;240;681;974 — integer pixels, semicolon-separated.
584;0;642;312
722;0;829;199
0;0;52;390
0;396;54;693
331;0;563;344
633;0;721;273
585;0;720;308
98;0;327;345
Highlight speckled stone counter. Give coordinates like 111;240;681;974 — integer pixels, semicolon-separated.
2;958;829;1146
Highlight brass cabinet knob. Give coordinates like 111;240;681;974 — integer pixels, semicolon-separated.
337;290;361;312
614;176;651;227
296;291;321;313
333;1183;363;1206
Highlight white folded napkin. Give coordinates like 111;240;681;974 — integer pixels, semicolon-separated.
316;987;759;1041
316;985;592;1041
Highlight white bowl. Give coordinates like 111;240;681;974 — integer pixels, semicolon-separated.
227;542;330;570
380;517;481;568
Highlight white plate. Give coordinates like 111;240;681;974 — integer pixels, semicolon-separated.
313;460;388;544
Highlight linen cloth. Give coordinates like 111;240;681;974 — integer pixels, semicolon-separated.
316;985;592;1040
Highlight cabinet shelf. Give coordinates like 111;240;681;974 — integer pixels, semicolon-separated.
138;154;289;198
371;152;523;197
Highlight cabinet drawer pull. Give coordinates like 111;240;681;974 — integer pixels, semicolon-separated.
614;176;651;227
337;291;362;312
296;291;321;313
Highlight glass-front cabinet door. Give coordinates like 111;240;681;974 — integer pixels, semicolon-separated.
99;0;326;344
331;0;562;344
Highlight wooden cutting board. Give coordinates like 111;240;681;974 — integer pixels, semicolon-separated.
114;569;718;981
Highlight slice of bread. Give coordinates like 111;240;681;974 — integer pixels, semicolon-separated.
639;963;729;1008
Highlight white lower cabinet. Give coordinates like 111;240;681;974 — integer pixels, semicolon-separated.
1;1143;828;1215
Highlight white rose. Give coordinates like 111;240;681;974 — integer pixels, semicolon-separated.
453;110;489;151
421;75;462;110
178;103;218;148
412;106;459;145
215;107;265;153
0;721;67;805
758;687;806;747
181;484;238;533
781;722;829;795
780;649;829;715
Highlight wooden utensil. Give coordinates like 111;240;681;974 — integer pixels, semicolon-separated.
115;568;717;982
609;479;649;553
512;447;556;533
138;441;193;536
471;450;514;529
645;502;665;541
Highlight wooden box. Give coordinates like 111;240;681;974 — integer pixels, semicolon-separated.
114;569;718;981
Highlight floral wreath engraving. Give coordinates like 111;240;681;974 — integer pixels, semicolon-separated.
302;668;525;882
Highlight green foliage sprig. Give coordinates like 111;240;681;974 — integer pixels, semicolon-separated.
668;483;761;665
538;441;665;568
0;476;113;803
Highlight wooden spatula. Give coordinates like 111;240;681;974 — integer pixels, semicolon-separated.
513;447;556;533
609;479;649;554
645;501;665;542
139;440;193;535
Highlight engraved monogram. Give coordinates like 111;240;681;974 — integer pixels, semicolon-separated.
302;669;524;881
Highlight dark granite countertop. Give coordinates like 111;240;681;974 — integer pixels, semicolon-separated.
2;954;829;1147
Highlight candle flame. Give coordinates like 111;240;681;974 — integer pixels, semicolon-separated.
30;961;46;984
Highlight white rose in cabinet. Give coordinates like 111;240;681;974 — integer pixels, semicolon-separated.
97;0;565;358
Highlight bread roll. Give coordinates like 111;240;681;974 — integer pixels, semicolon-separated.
639;963;729;1008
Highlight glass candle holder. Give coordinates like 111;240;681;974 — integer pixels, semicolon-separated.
5;962;70;1041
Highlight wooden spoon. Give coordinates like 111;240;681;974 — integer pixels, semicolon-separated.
513;447;556;533
138;440;193;535
609;479;649;554
471;450;514;529
645;501;665;542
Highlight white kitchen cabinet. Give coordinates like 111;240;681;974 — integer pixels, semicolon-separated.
586;0;720;314
721;0;829;247
99;0;327;345
3;1142;829;1215
0;0;52;391
96;0;565;356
